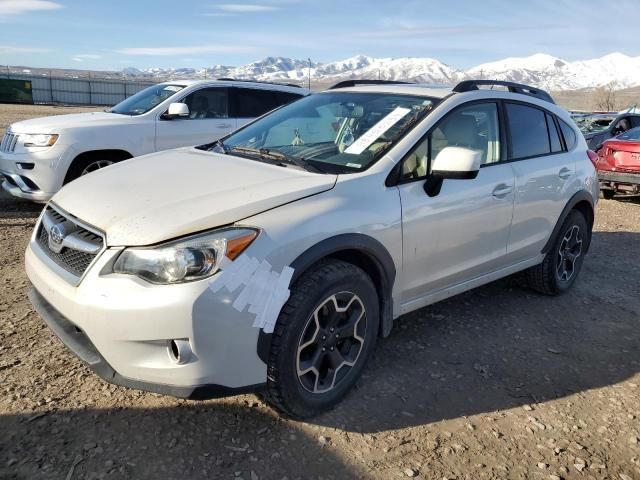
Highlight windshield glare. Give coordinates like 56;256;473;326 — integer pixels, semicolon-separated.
218;92;438;173
108;84;184;116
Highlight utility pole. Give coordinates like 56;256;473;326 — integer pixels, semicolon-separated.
308;58;312;90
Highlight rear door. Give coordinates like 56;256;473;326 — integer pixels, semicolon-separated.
505;102;576;261
155;87;235;151
397;101;516;303
230;87;303;129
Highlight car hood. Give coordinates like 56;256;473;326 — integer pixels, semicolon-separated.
9;112;128;133
52;148;337;246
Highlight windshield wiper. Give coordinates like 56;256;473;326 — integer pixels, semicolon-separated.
230;146;325;173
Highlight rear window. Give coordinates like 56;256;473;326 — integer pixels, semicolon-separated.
506;103;550;159
232;88;302;118
617;127;640;141
559;120;577;150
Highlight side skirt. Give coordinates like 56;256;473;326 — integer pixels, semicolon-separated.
398;254;545;315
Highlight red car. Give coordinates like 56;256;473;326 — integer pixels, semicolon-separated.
597;127;640;199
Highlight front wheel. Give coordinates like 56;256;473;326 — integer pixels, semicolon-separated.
525;210;589;295
265;260;379;418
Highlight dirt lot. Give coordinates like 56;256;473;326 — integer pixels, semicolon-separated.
1;105;639;480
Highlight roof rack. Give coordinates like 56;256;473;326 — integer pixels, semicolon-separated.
329;79;414;90
452;80;555;104
216;78;302;88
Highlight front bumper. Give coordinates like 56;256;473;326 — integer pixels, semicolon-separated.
0;143;75;202
598;170;640;186
1;172;51;202
28;287;264;399
25;240;269;396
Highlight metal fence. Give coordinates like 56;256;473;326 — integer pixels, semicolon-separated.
2;73;157;106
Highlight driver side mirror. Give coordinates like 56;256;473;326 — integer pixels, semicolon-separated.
424;146;482;197
162;102;190;120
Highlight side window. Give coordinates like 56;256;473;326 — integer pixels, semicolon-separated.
233;88;285;118
558;120;577;150
546;114;563;153
400;102;501;181
631;116;640;128
181;88;228;119
505;103;550;159
276;91;303;106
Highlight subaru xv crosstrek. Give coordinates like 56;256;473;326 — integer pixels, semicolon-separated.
26;79;598;418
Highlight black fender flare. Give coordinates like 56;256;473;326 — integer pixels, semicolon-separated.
257;233;397;364
541;190;595;254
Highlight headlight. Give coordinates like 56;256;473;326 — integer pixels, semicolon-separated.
21;134;59;147
113;228;258;284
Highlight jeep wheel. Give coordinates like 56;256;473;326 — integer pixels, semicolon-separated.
525;210;589;295
265;259;379;418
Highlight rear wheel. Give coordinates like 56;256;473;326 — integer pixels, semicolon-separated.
265;260;379;418
525;210;589;295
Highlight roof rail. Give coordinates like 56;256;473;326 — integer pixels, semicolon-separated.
452;80;555;104
216;77;302;88
329;79;414;90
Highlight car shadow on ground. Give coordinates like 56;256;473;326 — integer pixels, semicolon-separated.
1;403;358;480
0;191;43;222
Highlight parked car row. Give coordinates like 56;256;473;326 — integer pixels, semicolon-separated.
571;111;640;199
11;79;599;417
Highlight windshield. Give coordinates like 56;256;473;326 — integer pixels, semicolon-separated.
209;91;438;173
108;84;184;116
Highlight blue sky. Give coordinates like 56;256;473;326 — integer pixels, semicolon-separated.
1;0;639;70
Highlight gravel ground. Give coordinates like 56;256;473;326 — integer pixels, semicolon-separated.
1;105;640;480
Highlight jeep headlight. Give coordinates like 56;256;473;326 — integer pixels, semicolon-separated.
22;134;59;147
113;228;258;284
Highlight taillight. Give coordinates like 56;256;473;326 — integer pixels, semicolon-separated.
587;150;598;168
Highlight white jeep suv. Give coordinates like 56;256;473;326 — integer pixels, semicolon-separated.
25;80;598;418
0;79;307;202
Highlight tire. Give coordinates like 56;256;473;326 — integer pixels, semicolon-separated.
601;189;615;200
525;210;589;296
63;156;122;184
265;259;379;418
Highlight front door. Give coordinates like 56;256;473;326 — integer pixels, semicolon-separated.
397;101;515;303
155;87;236;151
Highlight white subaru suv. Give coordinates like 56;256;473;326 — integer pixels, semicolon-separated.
0;79;307;202
25;80;598;418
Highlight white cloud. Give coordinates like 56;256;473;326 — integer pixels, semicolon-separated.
115;45;259;56
0;45;51;53
72;53;101;62
217;4;279;12
0;0;62;16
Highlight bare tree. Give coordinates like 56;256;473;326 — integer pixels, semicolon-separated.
592;83;619;112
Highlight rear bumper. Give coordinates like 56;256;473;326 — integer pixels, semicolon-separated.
598;170;640;185
28;286;265;399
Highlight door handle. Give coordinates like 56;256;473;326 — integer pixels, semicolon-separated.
217;123;233;129
492;183;513;199
558;167;572;180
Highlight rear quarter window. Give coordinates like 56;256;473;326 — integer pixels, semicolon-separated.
559;120;577;150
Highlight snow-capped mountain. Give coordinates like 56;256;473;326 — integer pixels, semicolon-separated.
123;52;640;91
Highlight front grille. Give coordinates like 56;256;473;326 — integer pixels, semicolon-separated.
0;133;18;153
36;205;105;279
